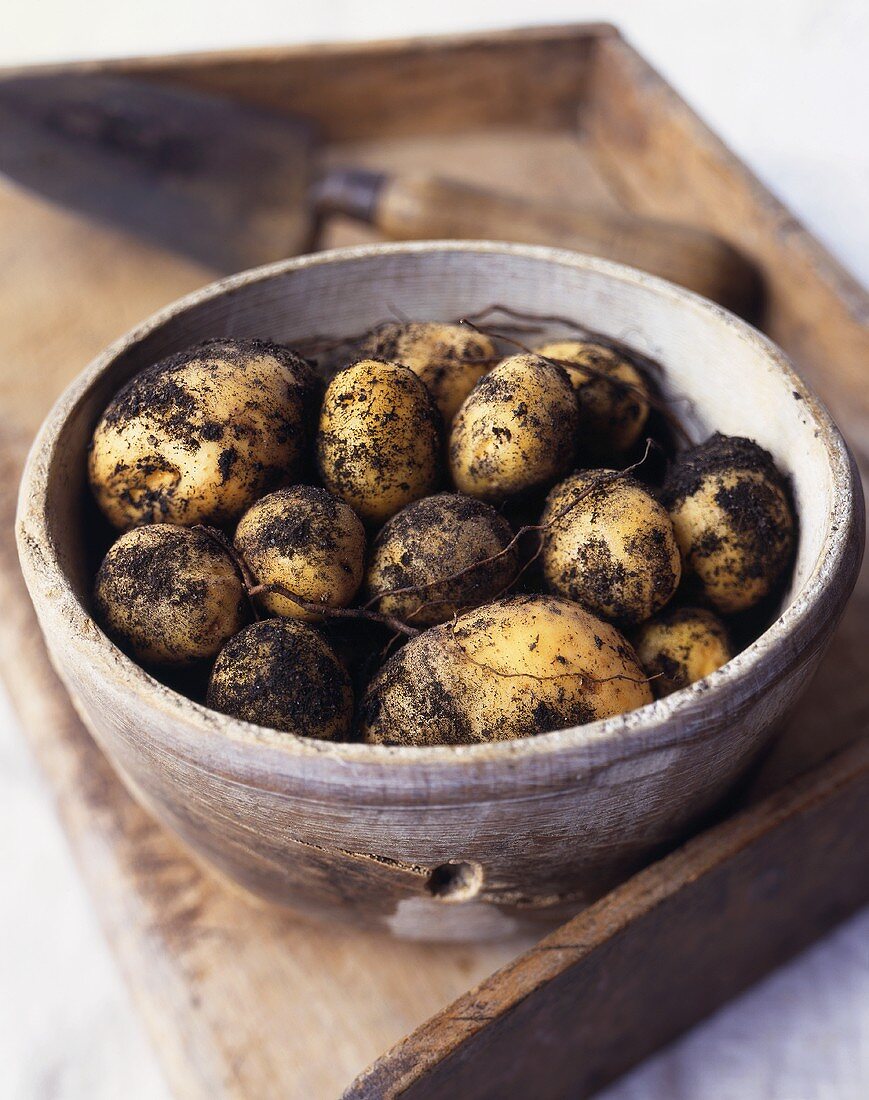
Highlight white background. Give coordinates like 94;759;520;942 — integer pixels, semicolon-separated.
2;2;867;1098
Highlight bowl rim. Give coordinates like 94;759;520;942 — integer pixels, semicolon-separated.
16;239;863;774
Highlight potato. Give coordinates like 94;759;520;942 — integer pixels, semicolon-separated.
234;485;366;621
316;359;442;524
449;354;578;503
634;606;732;698
364;492;518;625
536;340;650;459
362;321;496;421
94;524;248;667
207;618;352;739
663;433;794;613
541;471;681;625
361;594;652;746
89;339;315;529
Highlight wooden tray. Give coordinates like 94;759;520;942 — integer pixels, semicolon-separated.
1;23;867;1100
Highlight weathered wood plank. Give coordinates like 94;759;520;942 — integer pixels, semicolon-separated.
347;738;869;1098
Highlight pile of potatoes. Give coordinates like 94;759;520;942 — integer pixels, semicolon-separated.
88;321;795;746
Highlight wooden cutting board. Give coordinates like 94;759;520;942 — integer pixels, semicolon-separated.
1;24;867;1100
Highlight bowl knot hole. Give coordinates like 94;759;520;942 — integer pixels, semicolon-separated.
425;860;484;903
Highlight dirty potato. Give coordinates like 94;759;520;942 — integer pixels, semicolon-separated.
663;433;794;613
316;359;442;524
634;606;733;697
207;618;353;739
361;594;652;746
536;340;650;459
363;321;496;421
94;524;248;667
364;492;518;625
234;485;366;620
88;339;315;529
541;471;681;625
449;354;578;503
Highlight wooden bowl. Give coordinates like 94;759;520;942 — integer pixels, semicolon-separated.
16;242;863;942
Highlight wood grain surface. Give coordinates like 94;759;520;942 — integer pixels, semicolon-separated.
0;24;867;1100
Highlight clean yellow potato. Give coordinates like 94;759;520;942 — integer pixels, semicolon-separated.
634;606;733;698
88;338;315;529
449;353;578;503
536;340;650;459
316;359;442;524
542;470;681;625
664;434;794;613
207;619;353;739
361;594;652;746
234;485;366;621
363;321;497;421
94;524;248;667
364;492;518;625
